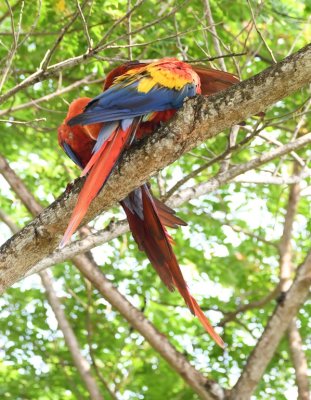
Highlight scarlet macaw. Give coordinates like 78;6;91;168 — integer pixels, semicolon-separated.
62;58;239;244
59;58;239;346
58;97;225;347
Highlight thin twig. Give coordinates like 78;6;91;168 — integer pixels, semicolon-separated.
18;0;42;47
164;124;261;200
219;125;240;173
174;15;188;60
247;0;277;63
258;132;306;167
127;0;133;61
189;52;246;63
104;26;225;50
76;0;93;51
0;0;22;24
0;74;99;117
0;0;24;92
203;0;227;70
0;1;188;105
84;279;119;400
96;0;144;48
40;0;89;71
0;117;46;125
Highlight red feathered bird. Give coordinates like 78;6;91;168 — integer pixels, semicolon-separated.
59;58;239;346
103;60;240;140
58;99;186;238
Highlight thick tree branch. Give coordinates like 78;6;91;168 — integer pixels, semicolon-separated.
218;162;309;328
39;269;105;400
0;44;310;292
229;161;309;400
279;165;310;400
24;133;311;277
229;251;311;400
0;211;104;400
0;157;221;399
288;319;310;400
0;154;42;215
279;162;301;292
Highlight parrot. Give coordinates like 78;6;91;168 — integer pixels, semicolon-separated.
58;97;225;348
62;58;239;244
58;98;187;236
102;60;240;140
58;58;239;346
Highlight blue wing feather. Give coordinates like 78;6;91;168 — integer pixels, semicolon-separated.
91;122;119;154
68;82;196;127
62;142;84;169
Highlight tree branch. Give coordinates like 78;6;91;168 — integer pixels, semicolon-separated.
0;0;182;105
279;163;310;400
203;0;227;71
229;160;308;399
218;287;279;327
24;131;311;278
229;251;311;400
72;255;225;400
39;268;105;400
288;319;310;400
0;211;104;400
0;43;310;292
279;162;301;292
0;155;221;399
0;74;100;117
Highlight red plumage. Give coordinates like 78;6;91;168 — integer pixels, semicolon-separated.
58;59;239;347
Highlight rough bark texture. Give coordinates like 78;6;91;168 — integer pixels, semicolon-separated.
229;251;311;400
288;320;310;400
40;269;105;400
279;163;301;292
0;43;310;292
24;131;311;277
279;169;310;400
0;209;104;400
228;161;310;399
0;155;219;399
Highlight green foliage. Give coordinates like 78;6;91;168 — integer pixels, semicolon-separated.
0;0;310;399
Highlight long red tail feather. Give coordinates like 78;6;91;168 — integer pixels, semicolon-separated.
190;296;224;348
122;185;224;347
60;125;133;248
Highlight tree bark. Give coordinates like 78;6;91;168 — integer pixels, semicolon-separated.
0;209;104;400
288;320;310;400
0;44;310;292
23;131;311;277
229;161;310;400
229;251;311;400
279;167;310;400
0;156;220;399
40;269;105;400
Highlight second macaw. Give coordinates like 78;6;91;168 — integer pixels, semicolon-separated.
59;58;239;346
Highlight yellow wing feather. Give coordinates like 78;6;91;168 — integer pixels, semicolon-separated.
113;58;198;93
